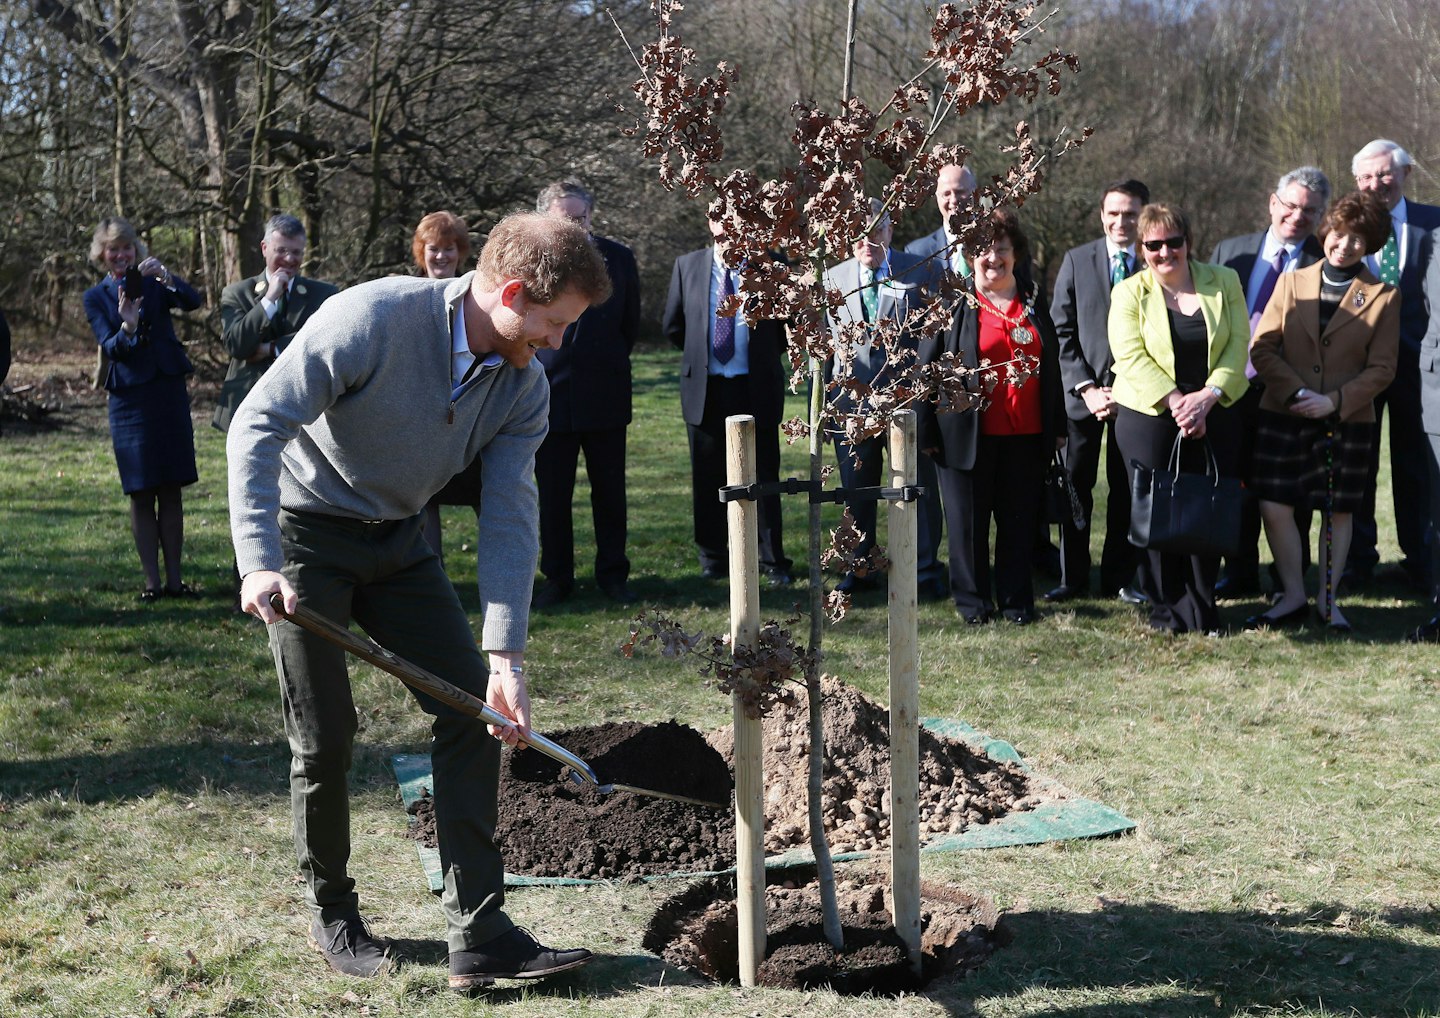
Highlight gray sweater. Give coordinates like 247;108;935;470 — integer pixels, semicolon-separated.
227;272;548;650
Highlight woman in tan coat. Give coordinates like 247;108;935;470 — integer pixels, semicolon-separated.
1247;191;1399;633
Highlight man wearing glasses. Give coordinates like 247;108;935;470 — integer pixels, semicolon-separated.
1208;167;1331;598
1349;140;1440;599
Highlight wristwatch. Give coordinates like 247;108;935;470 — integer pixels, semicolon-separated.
1208;385;1223;399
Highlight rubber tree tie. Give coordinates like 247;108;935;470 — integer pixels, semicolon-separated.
717;480;925;504
717;477;818;503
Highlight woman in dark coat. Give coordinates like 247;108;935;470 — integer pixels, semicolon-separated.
82;216;202;601
917;209;1065;625
1247;192;1398;633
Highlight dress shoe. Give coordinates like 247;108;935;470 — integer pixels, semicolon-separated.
1408;616;1440;643
918;579;948;602
1242;603;1310;631
599;581;636;604
1043;584;1086;603
763;567;794;587
1214;574;1261;599
1002;608;1036;626
836;571;878;594
699;563;727;580
530;580;573;609
1339;565;1373;593
958;607;989;625
1117;586;1149;606
448;925;592;991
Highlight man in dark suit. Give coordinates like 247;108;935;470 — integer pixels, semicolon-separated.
531;181;641;608
1208;166;1330;597
214;213;338;433
1350;139;1440;593
663;217;792;584
1412;223;1440;640
904;162;977;278
1045;179;1150;605
824;198;946;599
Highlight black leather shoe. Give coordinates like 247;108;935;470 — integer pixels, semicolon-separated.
1117;586;1149;606
531;580;573;609
1243;603;1310;631
836;571;878;594
599;582;636;604
449;926;593;990
918;579;948;602
764;567;794;587
958;607;989;625
309;914;391;977
1043;584;1087;603
1003;608;1036;625
1408;616;1440;643
700;563;726;580
1214;574;1261;599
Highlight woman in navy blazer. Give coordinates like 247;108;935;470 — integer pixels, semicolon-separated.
83;217;202;601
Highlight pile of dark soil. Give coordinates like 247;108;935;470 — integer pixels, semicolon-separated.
708;676;1049;854
406;720;736;881
644;873;1004;992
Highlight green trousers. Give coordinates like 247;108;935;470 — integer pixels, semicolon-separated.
268;509;514;952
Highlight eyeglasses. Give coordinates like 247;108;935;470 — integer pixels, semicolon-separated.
1274;194;1323;218
1355;171;1396;187
1141;236;1186;252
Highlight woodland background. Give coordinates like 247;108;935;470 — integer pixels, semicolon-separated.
3;0;1440;361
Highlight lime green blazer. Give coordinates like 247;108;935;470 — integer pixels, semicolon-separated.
1106;260;1251;415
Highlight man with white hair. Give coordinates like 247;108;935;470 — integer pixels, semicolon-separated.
826;197;946;598
1209;166;1331;598
1348;139;1440;594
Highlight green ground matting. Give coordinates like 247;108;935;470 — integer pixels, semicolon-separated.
391;717;1136;891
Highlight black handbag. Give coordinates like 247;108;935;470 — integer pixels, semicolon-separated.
1044;450;1086;531
1128;434;1249;557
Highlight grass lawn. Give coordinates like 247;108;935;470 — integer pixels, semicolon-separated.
3;346;1440;1017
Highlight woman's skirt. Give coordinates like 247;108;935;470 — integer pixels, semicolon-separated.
108;374;198;494
1249;410;1372;512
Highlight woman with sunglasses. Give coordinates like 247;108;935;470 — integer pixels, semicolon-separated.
1246;192;1397;633
1108;203;1250;634
918;208;1064;625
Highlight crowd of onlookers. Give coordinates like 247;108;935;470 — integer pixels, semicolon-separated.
46;140;1440;986
60;135;1440;641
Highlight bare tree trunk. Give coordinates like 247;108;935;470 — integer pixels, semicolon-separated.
802;0;862;954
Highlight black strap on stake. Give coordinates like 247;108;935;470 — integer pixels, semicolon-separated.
718;478;925;505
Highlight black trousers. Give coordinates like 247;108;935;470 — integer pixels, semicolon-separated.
1115;404;1240;633
687;375;790;574
535;426;629;588
833;434;945;588
935;432;1047;618
1353;368;1431;581
1059;412;1140;593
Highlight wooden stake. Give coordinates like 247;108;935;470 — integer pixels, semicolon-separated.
726;414;766;986
887;410;922;974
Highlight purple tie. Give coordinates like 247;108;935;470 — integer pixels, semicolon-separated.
712;268;736;365
1246;248;1287;378
1249;248;1286;334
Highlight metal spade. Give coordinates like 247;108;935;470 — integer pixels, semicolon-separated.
269;594;726;809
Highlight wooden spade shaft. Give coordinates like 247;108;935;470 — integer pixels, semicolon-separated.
269;594;725;809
